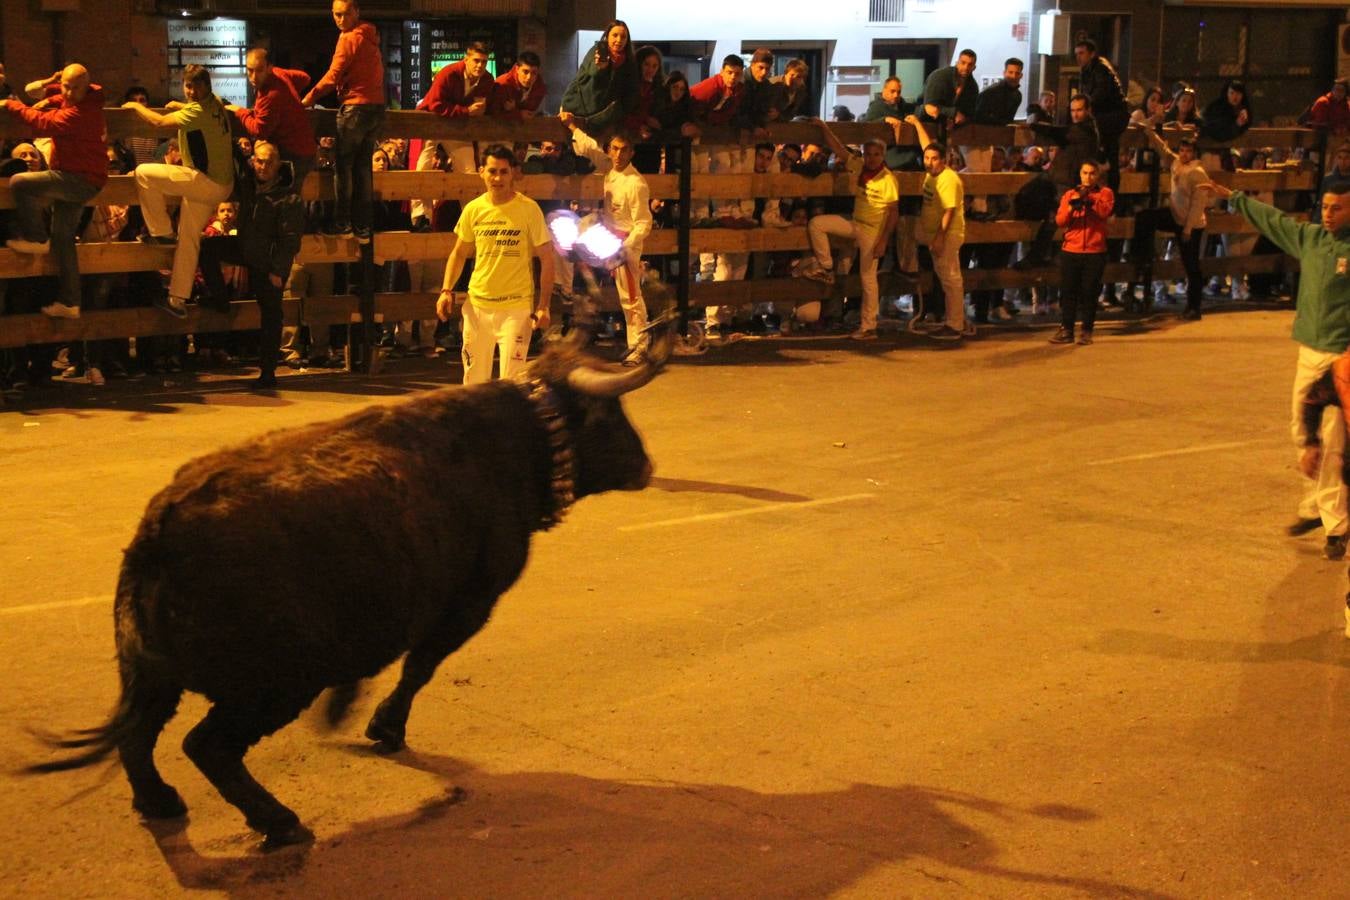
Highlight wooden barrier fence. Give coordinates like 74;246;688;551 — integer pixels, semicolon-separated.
0;112;1326;351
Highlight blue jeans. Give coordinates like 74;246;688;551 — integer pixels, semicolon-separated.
10;170;100;307
335;104;385;236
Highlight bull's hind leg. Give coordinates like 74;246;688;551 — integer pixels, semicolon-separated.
182;691;319;849
119;673;187;820
366;615;486;752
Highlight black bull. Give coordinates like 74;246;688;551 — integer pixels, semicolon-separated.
27;325;672;849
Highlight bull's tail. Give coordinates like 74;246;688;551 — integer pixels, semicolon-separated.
23;693;143;774
23;567;176;775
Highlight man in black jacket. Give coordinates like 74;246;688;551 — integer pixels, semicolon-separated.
1075;39;1127;192
199;140;305;390
1016;94;1101;267
975;58;1024;125
919;49;978;136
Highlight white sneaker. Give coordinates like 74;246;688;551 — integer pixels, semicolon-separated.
41;302;81;319
1231;279;1250;301
7;237;51;254
86;366;104;386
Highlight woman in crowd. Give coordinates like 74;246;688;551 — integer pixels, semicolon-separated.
561;19;637;134
1200;79;1252;168
625;45;665;173
1165;85;1202;129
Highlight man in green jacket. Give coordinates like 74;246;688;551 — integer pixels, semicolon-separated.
1208;182;1350;558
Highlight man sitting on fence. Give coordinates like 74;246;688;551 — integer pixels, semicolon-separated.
1;64;107;319
124;64;235;320
489;51;546;122
435;144;555;384
795;119;899;342
228;49;317;194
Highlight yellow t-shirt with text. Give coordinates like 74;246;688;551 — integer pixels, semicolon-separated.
920;167;965;244
454;192;548;309
846;154;899;231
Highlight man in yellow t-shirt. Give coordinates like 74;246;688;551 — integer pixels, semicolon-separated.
436;144;555;384
906;114;967;342
796;120;898;340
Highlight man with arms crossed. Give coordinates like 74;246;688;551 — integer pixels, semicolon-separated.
436;145;555;384
1205;181;1350;560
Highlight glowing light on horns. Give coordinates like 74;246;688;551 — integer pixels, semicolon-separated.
547;211;580;253
575;224;624;265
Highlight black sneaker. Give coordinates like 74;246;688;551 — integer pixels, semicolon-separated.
1048;327;1074;344
1287;517;1322;537
251;372;278;391
929;325;964;342
1326;534;1348;560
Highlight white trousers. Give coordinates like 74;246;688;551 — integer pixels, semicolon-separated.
613;243;648;349
461;301;531;384
808;215;880;331
1292;344;1348;535
135;163;233;302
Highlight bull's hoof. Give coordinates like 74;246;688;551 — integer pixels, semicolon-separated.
364;718;405;753
133;785;187;820
261;822;315;852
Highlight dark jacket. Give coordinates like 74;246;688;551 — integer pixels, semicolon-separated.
1078;56;1128;135
561;39;638;132
654;90;695;142
861;94;913;123
237;160;305;279
739;75;777;129
918;66;978;123
974;80;1022;125
1200;95;1252;144
1031;118;1102;188
768;77;811;121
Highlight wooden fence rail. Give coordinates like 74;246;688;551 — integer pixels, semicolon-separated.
0;113;1326;352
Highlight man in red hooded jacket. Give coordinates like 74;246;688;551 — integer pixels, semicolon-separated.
489;52;546;121
409;42;494;227
302;0;385;241
1;63;107;318
229;49;317;192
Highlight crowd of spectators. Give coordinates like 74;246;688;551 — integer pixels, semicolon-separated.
2;2;1348;392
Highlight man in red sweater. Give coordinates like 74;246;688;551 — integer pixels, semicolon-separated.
0;63;107;318
489;52;546;121
410;41;494;226
230;49;317;193
301;0;385;241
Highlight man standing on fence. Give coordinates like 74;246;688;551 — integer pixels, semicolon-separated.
795;120;899;342
905;114;967;342
560;114;653;362
1204;181;1350;560
198;141;305;391
435;144;554;384
228;49;317;193
1130;129;1209;320
1;64;106;319
301;0;385;242
124;64;235;319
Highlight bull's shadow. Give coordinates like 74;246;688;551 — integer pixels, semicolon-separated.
147;750;1171;899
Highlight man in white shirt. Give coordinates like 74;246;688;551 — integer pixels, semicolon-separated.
1130;132;1210;319
560;114;654;361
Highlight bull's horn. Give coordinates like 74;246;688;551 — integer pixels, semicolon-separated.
566;360;657;397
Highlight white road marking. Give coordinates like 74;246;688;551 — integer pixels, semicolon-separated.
1087;440;1267;467
619;493;877;532
1;595;112;616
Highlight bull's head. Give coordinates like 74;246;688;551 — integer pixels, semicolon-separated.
527;312;674;499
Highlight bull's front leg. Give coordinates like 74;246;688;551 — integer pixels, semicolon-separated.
366;611;488;752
